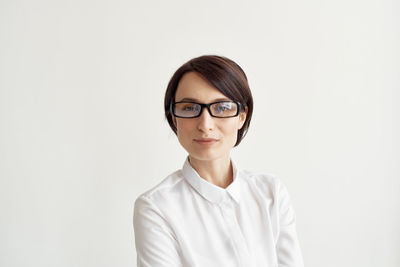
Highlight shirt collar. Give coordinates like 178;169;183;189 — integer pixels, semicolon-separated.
182;157;242;204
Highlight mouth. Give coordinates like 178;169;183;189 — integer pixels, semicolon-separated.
193;138;219;145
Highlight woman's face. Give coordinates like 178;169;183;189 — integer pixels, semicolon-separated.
173;72;247;163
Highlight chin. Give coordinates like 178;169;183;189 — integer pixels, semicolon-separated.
188;150;227;162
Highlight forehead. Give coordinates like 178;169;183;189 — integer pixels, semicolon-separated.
175;72;230;102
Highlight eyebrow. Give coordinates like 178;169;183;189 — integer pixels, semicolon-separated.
176;97;232;103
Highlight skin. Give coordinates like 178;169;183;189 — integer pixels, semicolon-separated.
172;72;247;188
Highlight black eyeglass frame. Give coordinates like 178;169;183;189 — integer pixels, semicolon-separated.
171;101;243;118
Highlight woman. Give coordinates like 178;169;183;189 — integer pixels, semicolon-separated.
133;55;304;267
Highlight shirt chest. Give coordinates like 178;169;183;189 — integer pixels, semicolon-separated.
159;190;279;267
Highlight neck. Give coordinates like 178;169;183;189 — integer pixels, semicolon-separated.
188;155;233;188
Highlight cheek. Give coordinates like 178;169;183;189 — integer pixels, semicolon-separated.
176;120;195;139
219;121;240;138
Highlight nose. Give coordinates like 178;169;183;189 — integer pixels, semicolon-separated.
197;107;215;132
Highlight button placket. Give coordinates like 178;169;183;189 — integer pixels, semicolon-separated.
220;197;253;267
222;201;235;227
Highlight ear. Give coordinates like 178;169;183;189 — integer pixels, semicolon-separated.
237;106;248;130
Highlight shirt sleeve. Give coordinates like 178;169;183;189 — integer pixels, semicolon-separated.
133;196;183;267
276;181;305;267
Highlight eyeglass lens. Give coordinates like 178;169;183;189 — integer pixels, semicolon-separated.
174;102;238;118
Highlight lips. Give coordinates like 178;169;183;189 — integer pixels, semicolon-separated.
193;138;219;145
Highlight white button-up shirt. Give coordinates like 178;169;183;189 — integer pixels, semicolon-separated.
133;158;304;267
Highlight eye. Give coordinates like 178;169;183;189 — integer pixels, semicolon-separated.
183;105;195;111
180;103;199;111
211;102;238;117
174;102;201;114
217;105;229;111
215;102;232;111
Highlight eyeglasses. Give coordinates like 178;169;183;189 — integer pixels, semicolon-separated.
171;101;242;118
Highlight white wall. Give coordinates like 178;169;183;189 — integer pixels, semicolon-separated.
1;0;399;266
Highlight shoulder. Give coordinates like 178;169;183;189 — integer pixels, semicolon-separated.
241;169;281;189
133;169;192;234
134;170;186;212
239;169;290;200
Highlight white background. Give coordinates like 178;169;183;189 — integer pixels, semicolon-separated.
1;0;399;266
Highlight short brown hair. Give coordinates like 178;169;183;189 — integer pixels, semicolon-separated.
164;55;253;146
